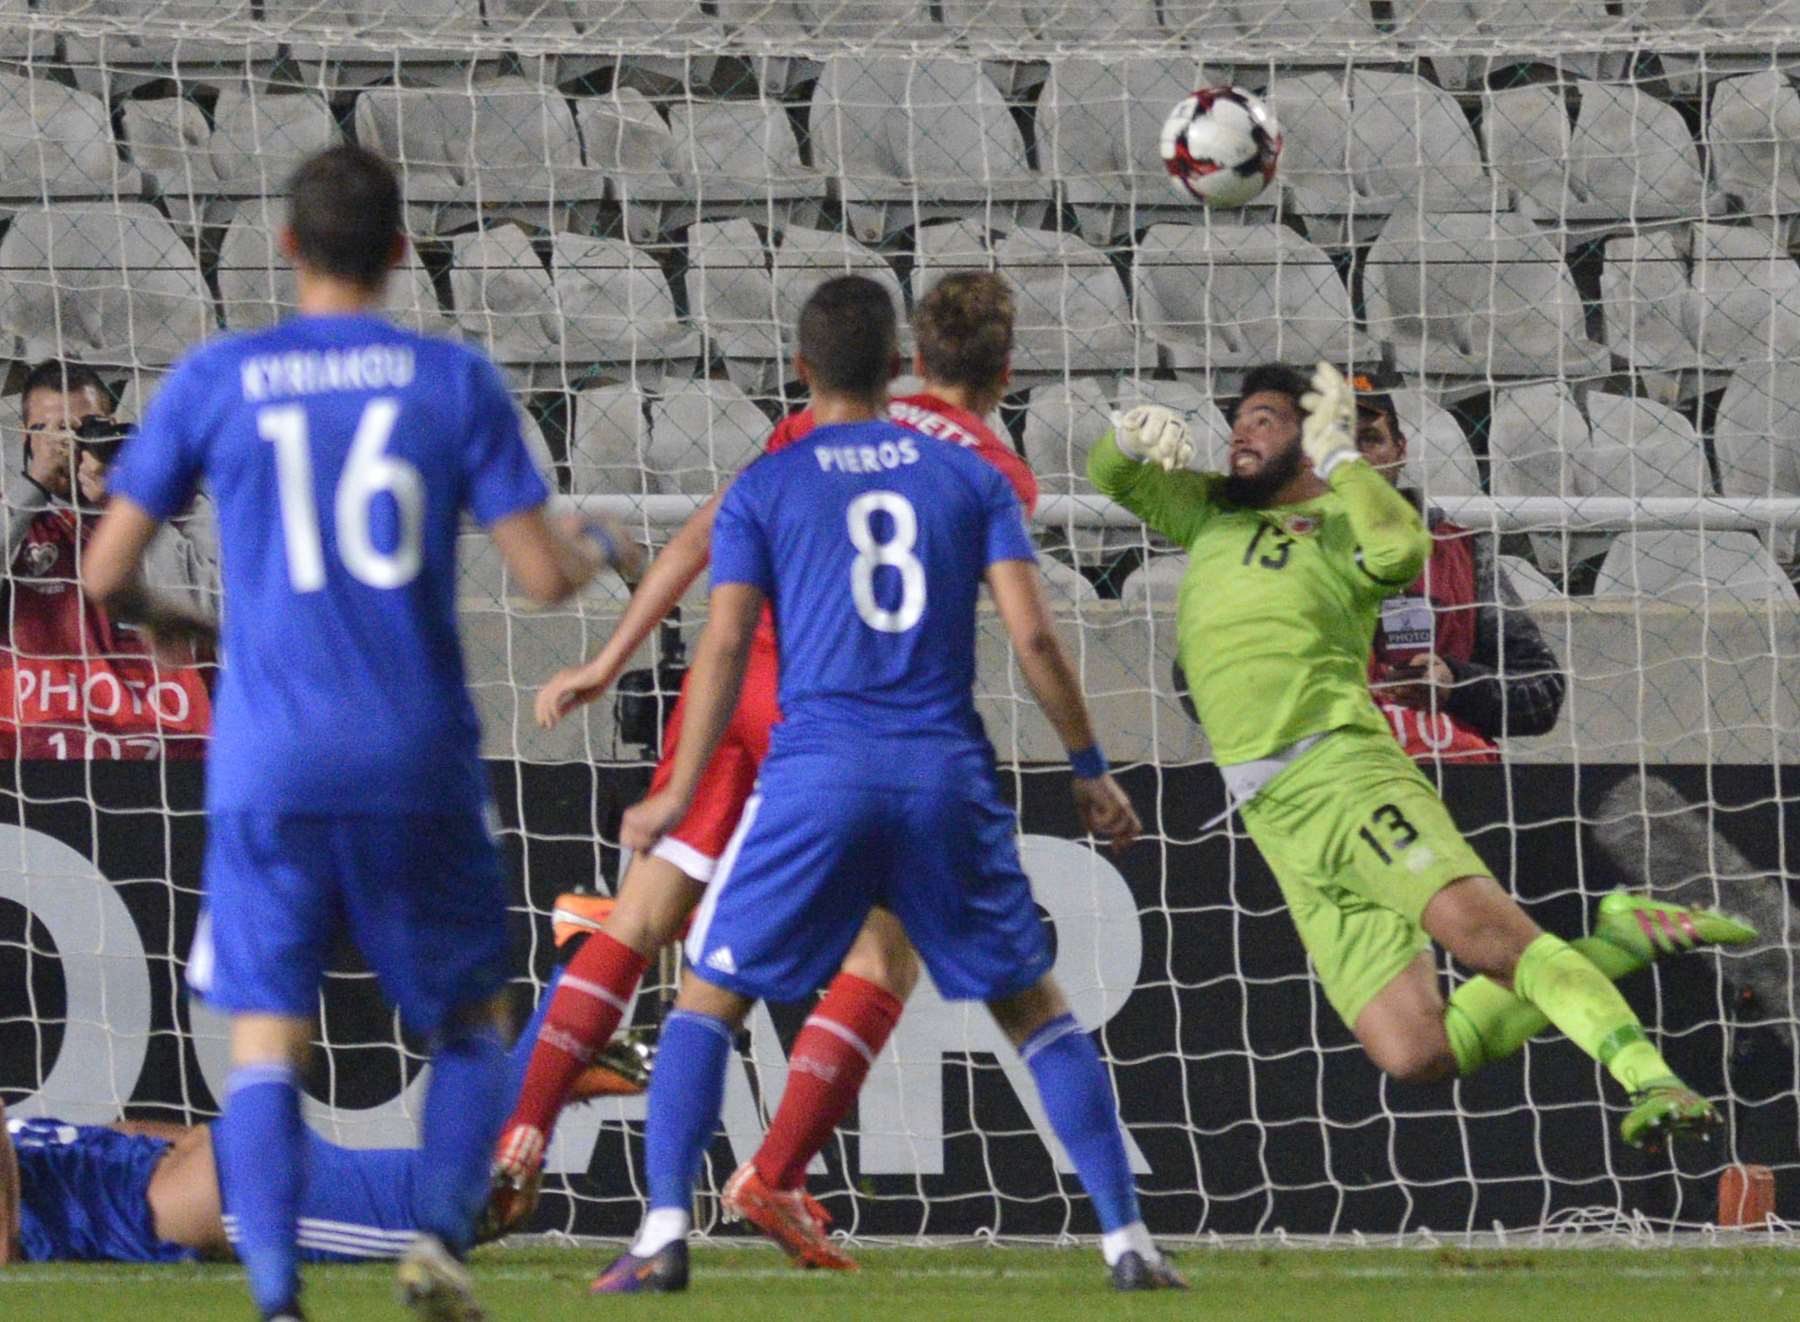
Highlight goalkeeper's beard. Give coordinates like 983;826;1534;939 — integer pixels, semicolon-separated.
1221;435;1306;508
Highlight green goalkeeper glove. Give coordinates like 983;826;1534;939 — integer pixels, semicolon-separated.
1111;404;1195;473
1298;362;1360;478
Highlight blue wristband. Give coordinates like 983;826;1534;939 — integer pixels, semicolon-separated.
1069;745;1108;779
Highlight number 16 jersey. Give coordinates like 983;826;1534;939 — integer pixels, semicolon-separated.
709;418;1035;785
108;314;548;815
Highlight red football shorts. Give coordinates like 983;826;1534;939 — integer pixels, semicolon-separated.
647;638;780;881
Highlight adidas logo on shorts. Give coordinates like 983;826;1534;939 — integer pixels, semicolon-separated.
705;946;737;975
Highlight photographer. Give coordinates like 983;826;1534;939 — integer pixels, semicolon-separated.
3;360;213;760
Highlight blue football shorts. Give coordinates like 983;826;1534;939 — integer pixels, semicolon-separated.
188;810;510;1035
685;746;1053;1004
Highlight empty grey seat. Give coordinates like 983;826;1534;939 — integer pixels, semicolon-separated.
1688;222;1800;369
809;55;1050;243
0;72;141;204
0;204;211;366
1600;229;1698;374
1707;70;1800;216
568;382;655;496
1364;210;1607;377
1593;531;1798;604
647;380;770;495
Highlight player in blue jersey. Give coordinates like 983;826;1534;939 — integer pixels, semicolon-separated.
0;973;641;1267
593;275;1183;1295
80;145;632;1322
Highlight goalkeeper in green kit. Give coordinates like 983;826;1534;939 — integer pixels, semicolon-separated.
1090;362;1755;1147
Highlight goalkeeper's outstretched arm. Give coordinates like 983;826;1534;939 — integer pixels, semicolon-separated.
1086;411;1220;547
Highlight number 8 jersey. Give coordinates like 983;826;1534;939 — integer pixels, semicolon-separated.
710;418;1035;781
108;313;548;815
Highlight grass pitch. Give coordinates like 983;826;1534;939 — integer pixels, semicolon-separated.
3;1243;1794;1321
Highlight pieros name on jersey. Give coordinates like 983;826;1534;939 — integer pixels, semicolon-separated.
239;345;417;402
812;437;921;475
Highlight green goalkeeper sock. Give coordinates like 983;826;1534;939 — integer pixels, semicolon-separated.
1444;934;1662;1085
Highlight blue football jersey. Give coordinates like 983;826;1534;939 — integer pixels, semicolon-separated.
710;419;1035;777
109;313;548;814
9;1117;195;1263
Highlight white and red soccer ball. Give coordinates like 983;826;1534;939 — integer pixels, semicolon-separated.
1159;86;1282;208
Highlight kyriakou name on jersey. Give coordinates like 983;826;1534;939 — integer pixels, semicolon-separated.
239;345;417;402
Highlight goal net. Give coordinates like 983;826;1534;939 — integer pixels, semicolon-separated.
0;0;1796;1245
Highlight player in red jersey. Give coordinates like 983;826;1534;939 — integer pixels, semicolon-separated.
495;274;1035;1269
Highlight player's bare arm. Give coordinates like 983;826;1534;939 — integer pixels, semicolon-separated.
986;558;1140;852
490;506;640;607
81;494;219;663
620;581;764;852
0;1100;18;1266
536;488;725;730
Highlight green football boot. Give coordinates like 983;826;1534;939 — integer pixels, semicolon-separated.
1593;891;1758;962
1621;1079;1721;1149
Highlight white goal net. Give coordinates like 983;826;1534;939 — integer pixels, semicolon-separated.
0;0;1796;1244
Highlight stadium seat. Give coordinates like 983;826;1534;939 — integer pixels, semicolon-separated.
492;0;719;90
354;79;608;236
1688;221;1800;368
1713;361;1800;559
716;1;935;96
1037;555;1102;609
1392;387;1482;501
687;220;903;393
1118;552;1187;608
1266;69;1490;243
568;382;656;495
1021;377;1116;495
119;98;216;228
450;224;560;364
1164;1;1378;47
808;56;1049;244
1593;530;1799;603
911;224;1143;380
270;0;499;91
665;98;824;232
574;88;691;244
218;198;447;335
1389;1;1620;88
646;379;771;495
1485;81;1718;226
1036;56;1225;242
1133;222;1358;373
1498;553;1565;602
1576;392;1711;500
209;86;337;197
1707;70;1800;216
1487;381;1606;571
684;218;779;385
0;0;49;62
1599;230;1698;374
0;73;141;204
1363;210;1607;377
0;204;211;367
552;231;701;379
43;0;270;94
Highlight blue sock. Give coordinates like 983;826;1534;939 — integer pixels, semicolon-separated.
216;1062;304;1317
1020;1014;1141;1232
416;1021;510;1253
643;1009;734;1211
507;968;564;1101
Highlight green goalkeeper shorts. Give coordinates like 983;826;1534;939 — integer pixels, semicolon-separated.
1238;726;1491;1028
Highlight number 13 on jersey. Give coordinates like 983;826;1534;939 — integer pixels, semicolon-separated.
847;490;925;632
259;396;424;593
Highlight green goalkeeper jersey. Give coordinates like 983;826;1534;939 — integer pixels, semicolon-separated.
1088;430;1431;765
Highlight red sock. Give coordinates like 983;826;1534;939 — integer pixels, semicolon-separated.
754;972;904;1190
507;930;648;1136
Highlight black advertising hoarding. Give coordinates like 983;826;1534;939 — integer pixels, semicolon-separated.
0;760;1790;1239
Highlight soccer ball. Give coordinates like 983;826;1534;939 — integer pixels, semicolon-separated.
1159;87;1283;208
